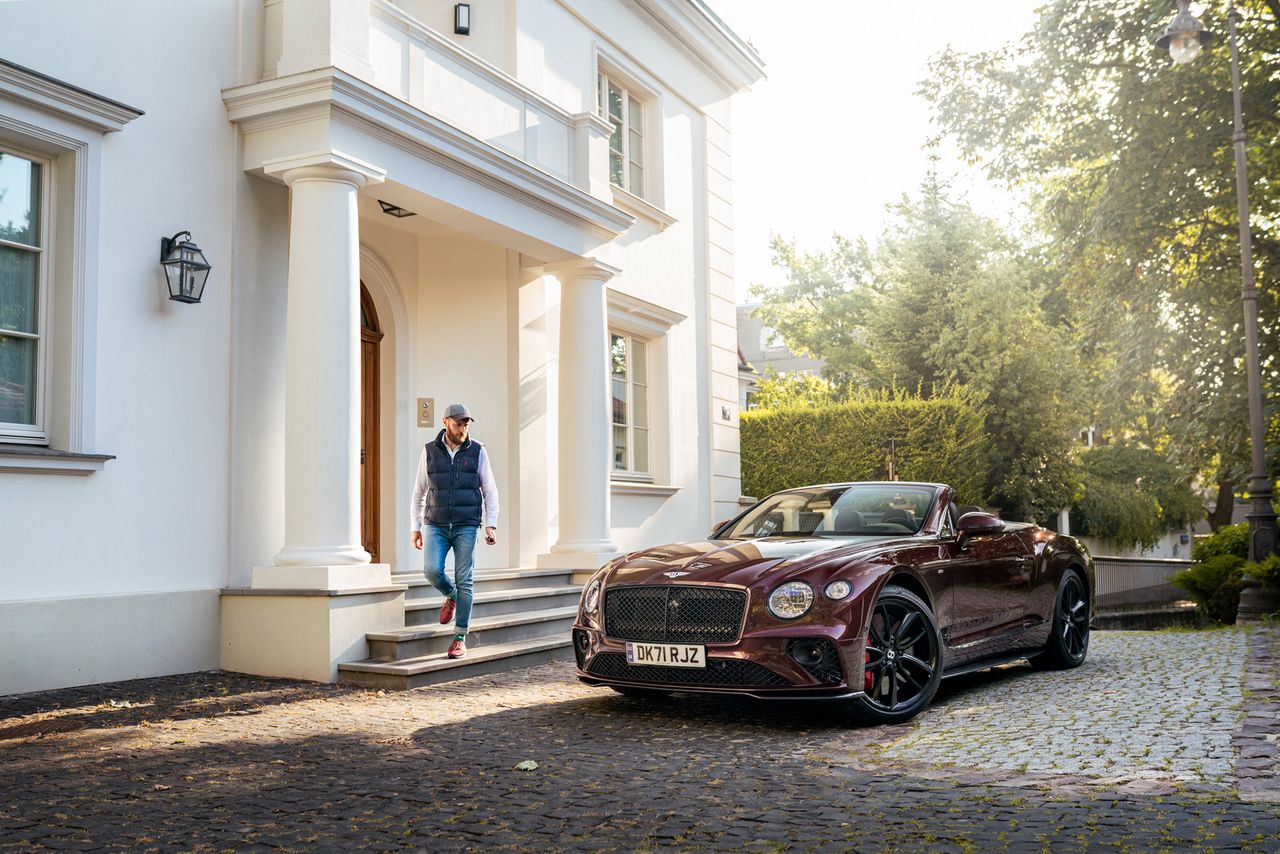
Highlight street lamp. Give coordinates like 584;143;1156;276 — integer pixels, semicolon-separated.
1157;0;1278;620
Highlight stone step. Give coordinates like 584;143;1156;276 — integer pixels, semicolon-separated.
338;636;575;689
366;605;579;661
403;585;582;626
392;568;575;599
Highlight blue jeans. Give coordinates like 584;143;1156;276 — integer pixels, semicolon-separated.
423;524;478;633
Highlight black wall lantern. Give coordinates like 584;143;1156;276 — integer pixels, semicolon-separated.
160;231;212;304
454;3;471;35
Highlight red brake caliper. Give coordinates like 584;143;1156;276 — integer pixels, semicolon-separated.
864;634;874;692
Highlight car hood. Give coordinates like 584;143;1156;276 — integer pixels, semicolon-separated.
604;536;907;588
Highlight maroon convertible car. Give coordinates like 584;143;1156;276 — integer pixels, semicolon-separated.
572;481;1093;724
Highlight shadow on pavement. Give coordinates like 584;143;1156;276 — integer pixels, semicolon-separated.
5;674;1278;852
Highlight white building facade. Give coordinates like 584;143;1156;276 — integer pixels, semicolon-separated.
0;0;762;695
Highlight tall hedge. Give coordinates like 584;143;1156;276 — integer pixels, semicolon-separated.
741;388;987;504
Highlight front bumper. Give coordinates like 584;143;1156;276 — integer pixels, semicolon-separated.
572;622;867;700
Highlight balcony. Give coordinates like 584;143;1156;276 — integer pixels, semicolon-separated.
366;2;573;182
259;0;599;192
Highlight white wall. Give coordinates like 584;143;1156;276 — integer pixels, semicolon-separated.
396;0;517;73
506;0;747;549
0;0;752;694
0;1;239;600
0;0;244;693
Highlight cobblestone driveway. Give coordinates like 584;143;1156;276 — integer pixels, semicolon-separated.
2;628;1279;852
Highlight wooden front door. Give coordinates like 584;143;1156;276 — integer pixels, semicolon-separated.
360;284;384;563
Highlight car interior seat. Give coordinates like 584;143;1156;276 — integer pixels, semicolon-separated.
833;507;864;533
797;511;824;533
881;508;915;528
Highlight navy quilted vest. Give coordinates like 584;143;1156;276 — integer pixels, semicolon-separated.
423;431;484;527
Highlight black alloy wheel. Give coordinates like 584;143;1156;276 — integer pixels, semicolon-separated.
1031;571;1090;670
850;584;942;725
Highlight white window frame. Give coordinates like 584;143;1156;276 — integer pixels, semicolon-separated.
0;59;141;473
610;329;650;476
597;70;645;199
606;289;685;491
0;142;53;443
593;45;669;223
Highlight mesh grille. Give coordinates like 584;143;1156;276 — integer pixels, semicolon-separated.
604;585;747;643
787;638;844;685
586;652;789;688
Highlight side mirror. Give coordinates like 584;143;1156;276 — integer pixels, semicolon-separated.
710;520;731;539
957;511;1003;539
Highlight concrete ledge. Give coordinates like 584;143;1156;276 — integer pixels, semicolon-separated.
0;589;218;696
221;585;407;597
220;587;405;683
250;562;392;590
1093;604;1204;631
0;443;115;475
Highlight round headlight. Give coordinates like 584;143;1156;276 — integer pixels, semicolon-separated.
824;580;852;600
768;581;814;620
583;579;602;614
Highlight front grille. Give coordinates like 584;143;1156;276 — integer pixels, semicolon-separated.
586;652;789;688
604;585;746;643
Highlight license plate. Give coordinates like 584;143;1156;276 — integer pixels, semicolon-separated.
625;642;705;668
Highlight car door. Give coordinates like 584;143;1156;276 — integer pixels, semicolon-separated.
937;505;1034;651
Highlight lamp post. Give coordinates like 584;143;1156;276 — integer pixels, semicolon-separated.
1157;0;1277;620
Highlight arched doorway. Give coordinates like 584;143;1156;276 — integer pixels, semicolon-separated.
360;283;383;563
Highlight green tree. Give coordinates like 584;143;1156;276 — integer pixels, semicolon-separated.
865;181;1082;520
749;233;879;390
922;0;1280;527
1072;444;1204;550
754;178;1083;522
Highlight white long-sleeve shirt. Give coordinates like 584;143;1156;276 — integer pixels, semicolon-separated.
410;441;500;531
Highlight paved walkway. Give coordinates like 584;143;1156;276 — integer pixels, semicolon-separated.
2;628;1279;851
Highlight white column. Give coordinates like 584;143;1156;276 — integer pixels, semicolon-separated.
539;259;621;572
254;152;388;589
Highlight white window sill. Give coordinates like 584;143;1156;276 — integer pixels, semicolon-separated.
610;187;676;230
0;443;114;475
611;479;680;497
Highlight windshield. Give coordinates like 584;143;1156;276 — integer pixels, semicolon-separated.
720;484;936;539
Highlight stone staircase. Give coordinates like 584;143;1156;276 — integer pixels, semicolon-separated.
337;568;581;689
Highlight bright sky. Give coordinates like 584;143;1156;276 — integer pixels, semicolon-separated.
709;1;1041;303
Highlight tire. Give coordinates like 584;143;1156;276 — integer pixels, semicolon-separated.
1030;570;1090;670
848;584;943;725
609;685;673;699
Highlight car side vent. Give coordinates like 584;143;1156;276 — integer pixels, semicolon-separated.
787;638;844;685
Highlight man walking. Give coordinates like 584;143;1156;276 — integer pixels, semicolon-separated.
410;403;499;659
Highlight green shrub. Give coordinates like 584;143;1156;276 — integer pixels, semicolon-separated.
1191;523;1249;563
1242;555;1280;589
1171;554;1245;624
740;387;986;504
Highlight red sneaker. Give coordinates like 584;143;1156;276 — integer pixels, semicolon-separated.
439;597;456;624
447;638;467;659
